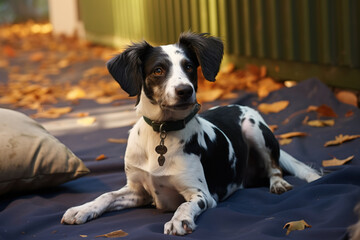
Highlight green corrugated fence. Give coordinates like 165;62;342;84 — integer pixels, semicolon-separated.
79;0;360;90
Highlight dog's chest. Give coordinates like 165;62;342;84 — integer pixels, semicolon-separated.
125;122;195;210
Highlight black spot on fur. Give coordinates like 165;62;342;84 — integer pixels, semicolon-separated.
249;118;255;125
197;200;205;210
142;47;173;103
198;178;203;183
179;139;185;144
184;106;248;201
258;122;280;162
138;129;140;136
184;133;201;156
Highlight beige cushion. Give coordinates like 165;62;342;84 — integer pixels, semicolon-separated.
0;108;90;195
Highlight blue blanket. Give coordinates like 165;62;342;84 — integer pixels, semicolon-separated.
1;78;359;240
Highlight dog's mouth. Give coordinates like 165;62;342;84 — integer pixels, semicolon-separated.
160;102;195;111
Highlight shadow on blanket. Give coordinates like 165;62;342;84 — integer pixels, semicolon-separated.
0;78;359;240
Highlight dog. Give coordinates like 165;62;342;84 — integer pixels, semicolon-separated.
61;32;321;235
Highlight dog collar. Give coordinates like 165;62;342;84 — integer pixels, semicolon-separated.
143;103;201;166
142;103;201;132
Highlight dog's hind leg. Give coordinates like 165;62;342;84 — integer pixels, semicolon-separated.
61;184;152;224
241;112;293;194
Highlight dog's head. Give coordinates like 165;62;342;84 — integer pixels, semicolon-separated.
107;32;224;121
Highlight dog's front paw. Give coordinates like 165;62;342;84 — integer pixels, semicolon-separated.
164;218;196;235
270;177;293;194
61;205;99;225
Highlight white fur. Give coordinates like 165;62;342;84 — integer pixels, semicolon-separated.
160;45;196;107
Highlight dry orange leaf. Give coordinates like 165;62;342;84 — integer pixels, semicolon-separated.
29;52;45;62
258;101;289;114
268;125;278;132
3;45;16;57
66;87;86;100
279;138;293;146
277;132;308;139
324;134;360;147
77;116;96;126
283;220;311;235
308;104;338;118
95;154;107;161
107;138;128;144
257;78;283;98
307;119;335;127
336;91;358;107
322;155;354;167
72;112;90;118
345;110;354;118
32;106;72;119
96;229;128;238
197;89;223;103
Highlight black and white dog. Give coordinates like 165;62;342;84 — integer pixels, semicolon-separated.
62;32;320;235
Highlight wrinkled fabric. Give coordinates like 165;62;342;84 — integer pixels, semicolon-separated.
1;79;359;240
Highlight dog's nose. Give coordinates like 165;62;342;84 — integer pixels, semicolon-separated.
175;84;193;100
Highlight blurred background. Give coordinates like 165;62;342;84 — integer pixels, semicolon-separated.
0;0;359;110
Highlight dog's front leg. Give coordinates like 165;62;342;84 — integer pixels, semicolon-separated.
164;190;216;235
61;184;151;224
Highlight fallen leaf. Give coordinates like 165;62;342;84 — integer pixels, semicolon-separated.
345;110;354;117
80;235;88;238
302;115;310;125
322;155;354;167
268;125;278;132
277;132;308;139
96;229;128;238
107;138;128;144
309;104;338;118
96;96;114;104
77;116;96;126
72;112;89;118
279;138;293;146
307;119;335;127
257;78;283;98
324;134;360;147
32;107;72;119
66;87;86;100
29;52;44;62
336;91;358;107
3;45;16;57
283;220;311;235
95;154;107;161
258;100;289;114
197;89;224;103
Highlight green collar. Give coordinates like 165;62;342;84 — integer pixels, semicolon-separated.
143;103;201;132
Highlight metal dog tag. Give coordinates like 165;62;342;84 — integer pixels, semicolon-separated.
158;155;166;166
155;145;167;155
155;128;168;166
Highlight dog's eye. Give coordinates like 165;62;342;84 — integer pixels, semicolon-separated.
153;67;165;76
185;64;193;72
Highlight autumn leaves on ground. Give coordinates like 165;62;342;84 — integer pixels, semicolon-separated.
1;21;359;236
0;22;359;168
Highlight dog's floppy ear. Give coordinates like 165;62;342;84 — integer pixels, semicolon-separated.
179;32;224;82
107;41;152;97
